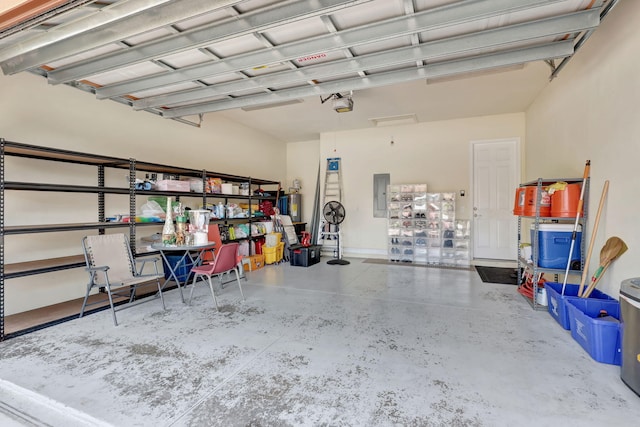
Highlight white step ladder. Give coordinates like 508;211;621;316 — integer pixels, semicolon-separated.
318;158;343;257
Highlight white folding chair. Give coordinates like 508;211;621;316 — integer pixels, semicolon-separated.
81;233;166;325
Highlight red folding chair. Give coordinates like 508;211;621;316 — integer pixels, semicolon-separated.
189;242;245;310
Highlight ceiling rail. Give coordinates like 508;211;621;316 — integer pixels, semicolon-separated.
0;0;245;74
161;40;574;118
133;9;599;111
549;0;619;80
94;0;572;100
46;0;373;84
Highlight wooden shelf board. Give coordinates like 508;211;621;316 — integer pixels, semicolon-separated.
3;281;168;336
5;255;85;276
4;222;130;234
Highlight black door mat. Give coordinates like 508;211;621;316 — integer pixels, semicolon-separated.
475;266;519;285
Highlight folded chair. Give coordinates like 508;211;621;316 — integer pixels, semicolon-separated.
189;242;245;310
81;233;166;326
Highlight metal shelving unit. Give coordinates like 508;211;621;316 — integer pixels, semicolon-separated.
0;138;279;340
516;177;589;310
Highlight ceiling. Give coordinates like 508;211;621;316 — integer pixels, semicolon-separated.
0;0;616;142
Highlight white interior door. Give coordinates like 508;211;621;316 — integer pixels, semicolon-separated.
471;139;520;260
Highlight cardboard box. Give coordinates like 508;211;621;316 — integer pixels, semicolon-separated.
243;254;264;271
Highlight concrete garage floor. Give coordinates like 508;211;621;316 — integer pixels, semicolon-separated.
0;259;638;426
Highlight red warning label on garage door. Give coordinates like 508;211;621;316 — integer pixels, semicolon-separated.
296;53;327;63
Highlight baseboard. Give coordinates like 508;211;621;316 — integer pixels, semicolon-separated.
342;247;386;259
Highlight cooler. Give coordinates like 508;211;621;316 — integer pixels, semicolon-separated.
620;278;640;395
531;223;582;269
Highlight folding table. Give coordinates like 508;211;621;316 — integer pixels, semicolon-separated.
151;242;216;302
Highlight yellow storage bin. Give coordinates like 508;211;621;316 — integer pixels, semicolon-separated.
264;241;285;264
264;245;278;265
276;241;284;261
265;232;282;247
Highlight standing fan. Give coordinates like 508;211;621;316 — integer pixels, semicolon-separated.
323;201;350;265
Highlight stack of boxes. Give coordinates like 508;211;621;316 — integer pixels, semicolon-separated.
387;184;427;263
387;186;470;266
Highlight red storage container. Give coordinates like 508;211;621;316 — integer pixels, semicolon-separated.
523;186;550;217
513;187;526;216
254;237;265;255
551;183;583;217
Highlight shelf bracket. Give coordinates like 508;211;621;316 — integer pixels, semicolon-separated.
129;159;137;256
98;165;105;232
1;137;4;341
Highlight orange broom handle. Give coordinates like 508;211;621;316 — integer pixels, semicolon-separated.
575;160;590;220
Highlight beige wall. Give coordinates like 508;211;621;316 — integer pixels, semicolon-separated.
526;0;640;298
297;113;526;257
1;73;286;178
1;72;286;314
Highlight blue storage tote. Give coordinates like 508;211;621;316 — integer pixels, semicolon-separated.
546;282;615;330
566;298;622;365
162;255;193;282
531;224;582;269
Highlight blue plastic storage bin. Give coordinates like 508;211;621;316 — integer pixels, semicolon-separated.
567;298;622;365
531;224;582;269
546;282;615;330
162;255;193;282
